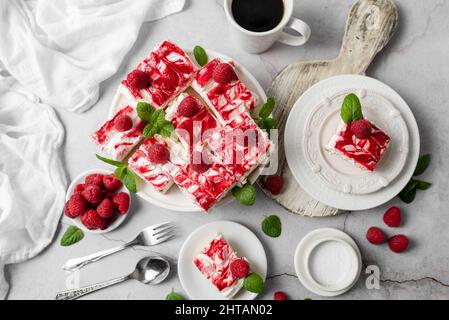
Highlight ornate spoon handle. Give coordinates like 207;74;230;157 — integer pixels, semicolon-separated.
62;239;137;271
55;275;129;300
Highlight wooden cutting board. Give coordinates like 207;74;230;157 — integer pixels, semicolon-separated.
258;0;398;217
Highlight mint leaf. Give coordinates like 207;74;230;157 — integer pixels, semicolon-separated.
159;121;174;138
259;117;277;131
414;154;431;176
398;180;418;204
60;226;84;247
137;102;155;122
96;154;123;167
166;290;184;300
259;97;275;119
261;215;282;237
243;273;264;293
114;166;126;180
415;179;431;190
340;93;363;124
122;168;137;193
193;46;208;67
143;122;158;138
232;183;256;206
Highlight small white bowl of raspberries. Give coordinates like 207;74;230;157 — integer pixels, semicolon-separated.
64;169;131;234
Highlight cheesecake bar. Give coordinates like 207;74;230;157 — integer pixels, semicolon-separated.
326;121;391;172
121;41;197;108
128;135;187;193
193;235;244;298
206;112;271;185
165;93;220;150
173;148;237;212
92;105;145;161
191;58;256;125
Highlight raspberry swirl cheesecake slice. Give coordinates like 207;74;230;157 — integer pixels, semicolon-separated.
194;234;250;298
326;93;391;172
173;148;237;212
128;135;187;193
165;92;221;150
121;41;197;109
206;112;271;185
92;105;145;161
191;58;256;125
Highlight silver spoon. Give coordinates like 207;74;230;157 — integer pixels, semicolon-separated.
55;256;170;300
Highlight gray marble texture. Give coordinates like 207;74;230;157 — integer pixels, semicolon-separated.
5;0;449;300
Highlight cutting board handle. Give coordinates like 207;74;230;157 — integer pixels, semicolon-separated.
337;0;398;74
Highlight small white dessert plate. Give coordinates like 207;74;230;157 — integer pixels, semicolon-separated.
294;228;362;297
285;75;420;211
178;221;267;300
64;169;130;234
109;49;267;212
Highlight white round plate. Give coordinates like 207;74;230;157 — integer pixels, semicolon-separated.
109;49;267;212
294;228;362;297
178;221;267;300
285;75;420;211
65;169;130;234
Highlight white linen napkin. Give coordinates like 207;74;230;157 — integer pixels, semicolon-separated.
0;0;185;299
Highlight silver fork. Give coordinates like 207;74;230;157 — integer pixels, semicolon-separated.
62;222;174;272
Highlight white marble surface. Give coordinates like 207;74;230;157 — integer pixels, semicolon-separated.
5;0;449;300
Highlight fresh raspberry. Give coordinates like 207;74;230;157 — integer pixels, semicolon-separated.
80;209;106;230
147;143;169;164
366;227;385;244
96;198;115;219
103;174;122;192
213;63;237;85
73;183;85;195
388;235;409;253
230;258;250;279
191;162;210;174
112;192;130;214
126;69;151;89
383;207;401;227
85;173;104;188
101;214;117;230
114;115;133;132
350;119;372;139
81;184;103;204
265;176;284;195
177;96;200;118
64;194;88;218
274;291;288;300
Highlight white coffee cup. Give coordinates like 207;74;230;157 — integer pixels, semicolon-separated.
223;0;311;53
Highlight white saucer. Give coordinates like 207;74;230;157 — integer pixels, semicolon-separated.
294;228;362;297
285;75;420;211
64;169;130;234
178;221;267;300
109;49;267;212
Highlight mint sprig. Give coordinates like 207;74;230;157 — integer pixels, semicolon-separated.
232;183;256;206
60;226;84;247
398;154;431;203
256;97;277;132
96;154;137;193
193;45;208;67
243;273;264;293
261;215;282;237
137;102;174;139
166;289;184;300
340;93;363;124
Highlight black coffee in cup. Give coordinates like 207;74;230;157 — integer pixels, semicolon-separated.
232;0;284;33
